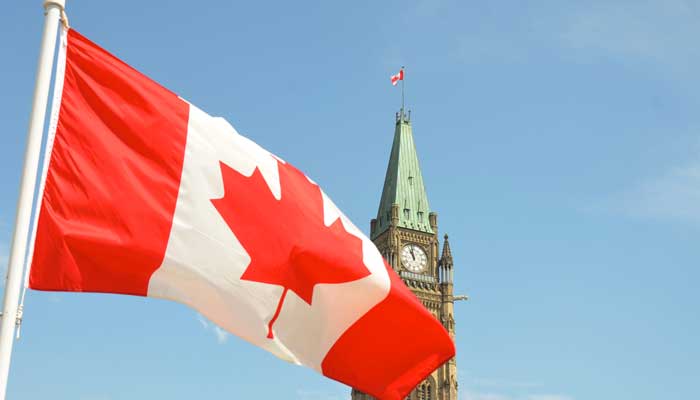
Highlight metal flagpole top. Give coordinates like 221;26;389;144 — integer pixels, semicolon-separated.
44;0;66;8
44;0;69;29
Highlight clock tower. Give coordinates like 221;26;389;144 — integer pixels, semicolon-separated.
351;110;458;400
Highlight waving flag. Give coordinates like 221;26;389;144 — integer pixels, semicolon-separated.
390;68;404;86
27;28;454;400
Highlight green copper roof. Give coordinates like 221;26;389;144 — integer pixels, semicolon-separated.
373;112;433;238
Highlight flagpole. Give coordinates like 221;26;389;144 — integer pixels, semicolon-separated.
0;1;65;398
401;66;405;117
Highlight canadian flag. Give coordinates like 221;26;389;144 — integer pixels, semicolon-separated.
390;69;404;86
28;29;454;399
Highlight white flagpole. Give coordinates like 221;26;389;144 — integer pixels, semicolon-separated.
0;1;66;398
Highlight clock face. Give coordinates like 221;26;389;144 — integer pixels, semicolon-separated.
401;244;428;273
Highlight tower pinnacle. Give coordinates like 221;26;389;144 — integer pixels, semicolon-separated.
441;234;453;263
440;234;454;284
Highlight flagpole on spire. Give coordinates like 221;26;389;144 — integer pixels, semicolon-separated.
391;67;405;120
0;1;66;398
401;66;405;117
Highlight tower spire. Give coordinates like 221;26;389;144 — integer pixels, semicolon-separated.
372;111;431;239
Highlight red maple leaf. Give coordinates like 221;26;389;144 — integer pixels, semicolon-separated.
211;160;370;339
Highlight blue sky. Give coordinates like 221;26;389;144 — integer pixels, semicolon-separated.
2;1;699;399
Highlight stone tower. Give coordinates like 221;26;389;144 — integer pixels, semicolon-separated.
351;110;458;400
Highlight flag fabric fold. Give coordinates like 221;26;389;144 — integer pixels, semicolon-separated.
28;28;454;400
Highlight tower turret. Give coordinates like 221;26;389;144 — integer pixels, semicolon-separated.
438;233;457;399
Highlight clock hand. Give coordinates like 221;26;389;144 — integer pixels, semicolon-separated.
410;247;415;260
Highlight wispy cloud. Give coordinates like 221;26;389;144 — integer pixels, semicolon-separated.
471;377;543;389
559;0;700;76
451;0;700;84
196;313;229;344
464;391;512;400
526;395;574;400
615;158;700;225
296;389;346;400
213;326;229;344
463;375;572;400
464;391;574;400
197;313;209;329
78;395;112;400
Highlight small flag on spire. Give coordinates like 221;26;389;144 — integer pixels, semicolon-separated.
390;68;404;86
